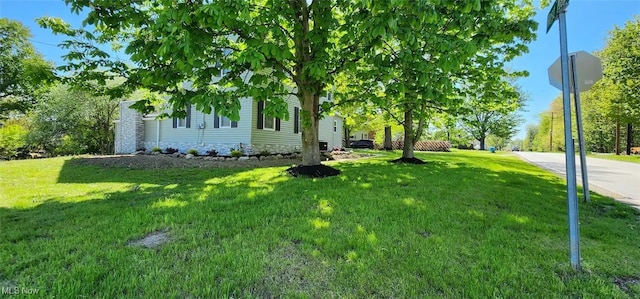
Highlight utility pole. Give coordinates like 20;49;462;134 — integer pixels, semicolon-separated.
550;112;554;152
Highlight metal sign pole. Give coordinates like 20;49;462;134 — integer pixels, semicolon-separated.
570;54;591;203
558;9;581;271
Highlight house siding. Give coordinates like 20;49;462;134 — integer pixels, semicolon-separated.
250;96;343;153
116;95;343;155
144;98;253;154
250;96;302;154
319;115;343;150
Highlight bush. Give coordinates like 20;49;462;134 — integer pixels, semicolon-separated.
164;147;179;154
152;147;162;153
259;150;271;156
206;149;218;157
230;150;243;158
0;121;28;159
187;149;198;155
55;135;87;156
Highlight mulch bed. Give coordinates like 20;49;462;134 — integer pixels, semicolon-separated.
285;164;341;178
70;152;375;170
389;157;426;164
70;155;300;169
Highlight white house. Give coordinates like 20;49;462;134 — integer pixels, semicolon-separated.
114;95;343;155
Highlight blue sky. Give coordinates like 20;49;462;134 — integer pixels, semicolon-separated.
1;0;639;139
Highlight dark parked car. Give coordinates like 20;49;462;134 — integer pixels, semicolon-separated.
349;140;375;149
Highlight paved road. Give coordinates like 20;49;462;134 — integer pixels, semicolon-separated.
513;152;640;210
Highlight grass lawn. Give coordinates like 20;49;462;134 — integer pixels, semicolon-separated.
589;153;640;164
1;151;639;298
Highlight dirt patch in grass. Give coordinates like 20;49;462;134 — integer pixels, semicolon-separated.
127;230;171;249
254;243;335;298
614;276;640;294
71;155;301;169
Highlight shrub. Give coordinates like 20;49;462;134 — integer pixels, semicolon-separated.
206;149;218;157
164;147;179;154
187;149;198;155
259;150;271;156
230;150;243;158
152;147;162;153
0;121;28;159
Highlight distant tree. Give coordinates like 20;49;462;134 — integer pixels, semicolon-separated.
523;124;539;151
27;84;121;155
599;17;640;154
460;74;526;150
0;18;53;118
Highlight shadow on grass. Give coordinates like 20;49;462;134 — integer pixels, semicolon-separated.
1;154;639;297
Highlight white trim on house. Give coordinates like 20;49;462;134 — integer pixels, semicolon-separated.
263;116;276;130
219;115;232;128
176;118;187;128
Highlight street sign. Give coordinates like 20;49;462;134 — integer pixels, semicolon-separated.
546;0;569;33
548;51;603;92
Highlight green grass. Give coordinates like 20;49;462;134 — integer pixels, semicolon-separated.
1;151;639;298
589;153;640;164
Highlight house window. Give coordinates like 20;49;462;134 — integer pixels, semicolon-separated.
327;92;333;102
177;118;187;128
220;116;231;128
333;120;337;133
263;102;276;130
264;115;275;130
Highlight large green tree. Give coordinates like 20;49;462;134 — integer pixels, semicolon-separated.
40;0;423;176
351;0;536;161
599;17;640;153
0;18;53;118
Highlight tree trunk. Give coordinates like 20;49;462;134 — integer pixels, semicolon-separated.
301;91;321;166
615;120;620;155
479;137;486;150
343;126;351;148
384;126;392;150
626;123;633;155
402;109;414;158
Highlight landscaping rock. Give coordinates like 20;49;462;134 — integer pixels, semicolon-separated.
238;156;249;161
276;154;284;159
135;150;145;155
172;152;180;158
185;154;194;159
152;151;161;155
249;156;258;160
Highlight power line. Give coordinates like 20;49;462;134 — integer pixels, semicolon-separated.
30;39;59;47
